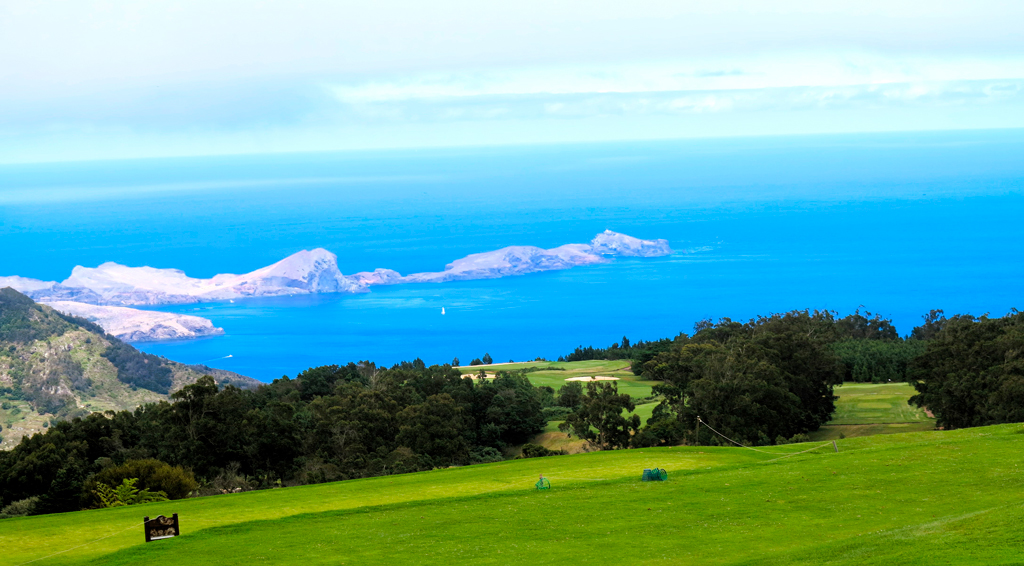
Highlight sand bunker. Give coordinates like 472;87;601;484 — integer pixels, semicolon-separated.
564;376;620;382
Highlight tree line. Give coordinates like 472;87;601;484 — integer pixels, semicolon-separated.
0;361;550;516
557;336;674;375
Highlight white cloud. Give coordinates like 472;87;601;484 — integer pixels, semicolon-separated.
3;2;1024;161
327;54;1024;104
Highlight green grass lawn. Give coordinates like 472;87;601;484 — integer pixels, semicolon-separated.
459;360;657;399
5;423;1024;565
828;383;931;424
810;383;936;441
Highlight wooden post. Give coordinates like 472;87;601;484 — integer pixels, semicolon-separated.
832;440;839;453
695;416;700;447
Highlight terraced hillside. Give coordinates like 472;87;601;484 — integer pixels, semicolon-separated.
4;424;1022;565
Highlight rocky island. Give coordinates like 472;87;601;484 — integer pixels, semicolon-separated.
2;230;670;340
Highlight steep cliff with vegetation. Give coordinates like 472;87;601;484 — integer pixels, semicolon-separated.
0;287;257;449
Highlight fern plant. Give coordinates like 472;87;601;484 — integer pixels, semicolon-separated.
94;478;168;508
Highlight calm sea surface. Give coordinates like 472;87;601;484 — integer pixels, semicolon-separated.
2;131;1022;381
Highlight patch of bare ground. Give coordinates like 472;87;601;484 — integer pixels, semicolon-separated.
528;431;591;454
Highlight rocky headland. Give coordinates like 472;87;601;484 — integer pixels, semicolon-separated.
44;301;225;342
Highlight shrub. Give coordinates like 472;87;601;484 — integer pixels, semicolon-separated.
201;462;257;495
777;432;812;445
517;444;565;459
470;446;505;463
90;459;197;500
0;496;39;518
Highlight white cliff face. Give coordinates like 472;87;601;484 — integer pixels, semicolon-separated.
350;268;404;286
45;301;225;342
4;231;671;311
220;248;365;295
29;248;363;306
403;243;607;283
589;229;672;257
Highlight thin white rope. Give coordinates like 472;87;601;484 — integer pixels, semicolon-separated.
14;520;146;566
697;417;775;453
759;441;833;463
697;416;834;461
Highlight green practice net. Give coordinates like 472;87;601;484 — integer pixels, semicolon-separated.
641;468;668;481
536;477;551;490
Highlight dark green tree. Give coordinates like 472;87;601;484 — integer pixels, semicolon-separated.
644;311;843;446
911;309;947;341
908;312;1024;429
835;309;899;340
475;371;547;446
396;394;471;467
556;381;583;409
558;382;639;450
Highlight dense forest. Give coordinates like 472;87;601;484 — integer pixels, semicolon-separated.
0;362;550;516
2;293;1022;518
636;310;898;447
907;310;1024;429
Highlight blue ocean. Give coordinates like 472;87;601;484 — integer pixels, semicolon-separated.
2;130;1022;381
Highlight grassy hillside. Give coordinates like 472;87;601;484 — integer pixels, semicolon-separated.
810;382;935;441
506;360;934;452
4;423;1022;565
0;288;257;449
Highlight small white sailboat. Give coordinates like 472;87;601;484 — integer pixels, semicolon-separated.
441;307;446;315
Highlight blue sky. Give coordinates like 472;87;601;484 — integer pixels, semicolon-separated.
2;0;1023;163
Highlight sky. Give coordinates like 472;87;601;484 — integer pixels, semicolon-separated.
2;0;1024;163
